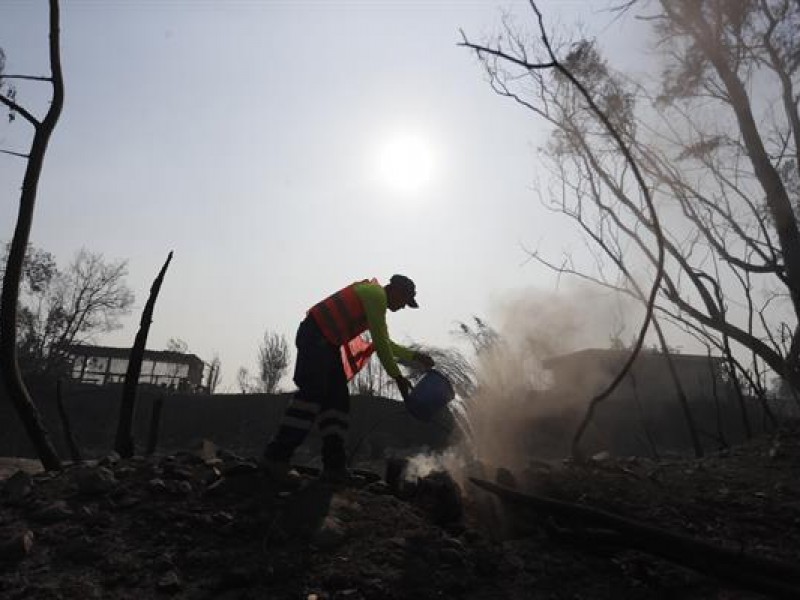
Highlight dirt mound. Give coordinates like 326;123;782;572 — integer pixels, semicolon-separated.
1;430;798;599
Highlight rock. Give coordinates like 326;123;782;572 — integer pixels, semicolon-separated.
365;481;390;495
73;466;117;495
5;470;32;505
216;566;255;590
222;461;259;477
388;536;407;549
162;463;194;480
415;470;464;526
212;511;234;525
441;536;467;552
204;477;227;496
0;529;33;561
78;505;95;520
31;500;73;523
173;451;205;466
217;448;245;462
439;547;466;565
148;478;167;493
113;494;140;509
98;451;121;467
769;440;783;459
59;535;105;565
495;467;517;488
312;515;346;548
350;468;381;483
154;552;175;572
114;466;137;479
166;480;192;495
157;570;182;593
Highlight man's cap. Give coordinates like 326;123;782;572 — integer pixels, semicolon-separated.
390;274;418;308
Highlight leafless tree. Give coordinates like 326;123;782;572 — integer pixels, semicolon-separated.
165;337;188;354
351;347;393;397
163;337;190;389
236;366;253;394
460;0;800;455
0;0;65;470
452;316;500;357
461;2;667;459
206;353;222;393
4;246;134;378
257;330;289;393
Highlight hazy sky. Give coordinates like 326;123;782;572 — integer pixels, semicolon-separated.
1;1;651;390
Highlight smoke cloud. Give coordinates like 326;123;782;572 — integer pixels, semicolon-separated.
456;284;639;472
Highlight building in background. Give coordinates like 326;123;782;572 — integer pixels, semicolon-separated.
65;344;206;392
543;348;732;405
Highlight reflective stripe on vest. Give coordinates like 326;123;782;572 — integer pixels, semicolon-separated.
308;282;370;346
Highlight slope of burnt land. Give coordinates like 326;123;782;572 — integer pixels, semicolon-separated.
0;427;798;599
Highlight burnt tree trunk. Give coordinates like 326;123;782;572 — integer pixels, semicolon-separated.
653;317;703;457
146;395;164;456
0;0;64;471
114;251;173;458
55;379;81;462
471;477;800;599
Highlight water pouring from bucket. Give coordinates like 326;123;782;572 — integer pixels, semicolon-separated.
405;369;456;421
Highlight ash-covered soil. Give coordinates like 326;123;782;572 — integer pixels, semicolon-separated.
1;427;799;599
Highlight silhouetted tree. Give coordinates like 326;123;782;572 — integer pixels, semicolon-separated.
462;3;667;460
351;339;393;397
165;337;188;354
206;353;222;393
257;330;289;393
236;366;253;394
0;0;65;470
163;337;190;389
2;245;134;379
461;0;800;453
453;316;500;357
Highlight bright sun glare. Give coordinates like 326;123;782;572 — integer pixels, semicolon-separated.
376;134;435;194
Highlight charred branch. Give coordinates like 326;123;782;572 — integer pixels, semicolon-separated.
470;477;800;599
114;251;173;458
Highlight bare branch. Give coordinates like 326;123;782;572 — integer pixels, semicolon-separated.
458;30;556;71
0;149;29;159
0;75;52;82
0;92;39;127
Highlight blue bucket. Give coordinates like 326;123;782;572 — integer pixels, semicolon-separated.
406;369;455;421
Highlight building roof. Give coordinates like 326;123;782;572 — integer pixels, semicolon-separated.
64;344;204;366
542;348;725;369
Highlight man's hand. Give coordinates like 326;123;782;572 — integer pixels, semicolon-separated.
414;351;435;370
394;375;412;402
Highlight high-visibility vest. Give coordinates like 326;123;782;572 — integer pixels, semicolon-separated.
308;280;378;380
308;280;371;346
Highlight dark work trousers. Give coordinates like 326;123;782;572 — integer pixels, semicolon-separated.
264;317;350;470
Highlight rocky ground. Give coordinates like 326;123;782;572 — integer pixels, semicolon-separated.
1;427;799;600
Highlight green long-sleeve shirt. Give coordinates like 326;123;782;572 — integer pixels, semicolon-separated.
353;281;415;378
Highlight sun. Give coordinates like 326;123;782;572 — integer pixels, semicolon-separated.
376;133;435;194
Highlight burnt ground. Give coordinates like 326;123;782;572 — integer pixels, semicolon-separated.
0;427;799;600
